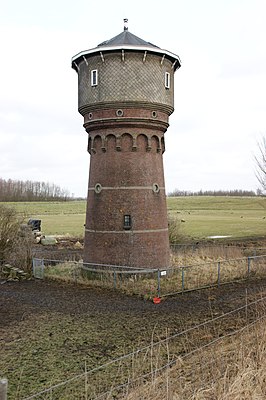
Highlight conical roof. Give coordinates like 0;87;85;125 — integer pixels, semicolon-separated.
97;30;159;49
72;29;181;71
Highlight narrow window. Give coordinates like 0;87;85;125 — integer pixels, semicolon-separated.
123;214;132;230
91;69;98;86
165;72;170;89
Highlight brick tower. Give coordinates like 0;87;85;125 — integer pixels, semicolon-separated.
72;21;181;268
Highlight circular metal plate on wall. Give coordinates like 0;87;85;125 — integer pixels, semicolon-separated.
152;183;160;193
94;183;102;193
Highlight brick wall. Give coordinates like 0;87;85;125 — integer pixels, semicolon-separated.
83;125;170;268
77;50;175;269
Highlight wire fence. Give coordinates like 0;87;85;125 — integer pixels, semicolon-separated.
21;295;266;400
33;254;266;299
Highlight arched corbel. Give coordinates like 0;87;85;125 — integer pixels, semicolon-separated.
101;136;106;152
157;136;162;153
147;136;152;152
132;136;137;151
116;136;121;151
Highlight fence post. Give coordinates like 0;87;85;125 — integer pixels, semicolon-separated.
0;378;7;400
247;257;251;276
181;267;185;292
113;271;117;289
157;270;161;298
217;262;221;287
41;259;44;279
32;257;36;277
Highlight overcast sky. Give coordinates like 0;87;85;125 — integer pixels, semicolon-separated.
1;0;265;197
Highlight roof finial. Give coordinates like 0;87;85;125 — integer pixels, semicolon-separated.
123;18;128;31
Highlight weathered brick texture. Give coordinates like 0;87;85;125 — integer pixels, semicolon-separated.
73;45;178;268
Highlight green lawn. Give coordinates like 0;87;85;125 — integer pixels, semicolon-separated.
168;196;266;239
0;201;86;237
2;200;86;215
1;197;265;240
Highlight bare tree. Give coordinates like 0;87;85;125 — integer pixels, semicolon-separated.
0;178;70;201
255;136;266;193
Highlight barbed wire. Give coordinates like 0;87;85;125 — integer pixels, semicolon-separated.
22;294;266;400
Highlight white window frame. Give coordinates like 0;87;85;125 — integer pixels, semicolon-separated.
165;72;170;89
91;69;98;86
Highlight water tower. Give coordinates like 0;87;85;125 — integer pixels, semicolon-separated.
71;20;181;268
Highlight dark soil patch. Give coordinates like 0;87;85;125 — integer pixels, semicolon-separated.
2;278;266;326
32;238;83;261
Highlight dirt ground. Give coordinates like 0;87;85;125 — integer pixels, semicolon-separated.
2;277;266;327
1;275;266;398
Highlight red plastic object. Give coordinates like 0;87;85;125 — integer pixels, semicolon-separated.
153;297;161;304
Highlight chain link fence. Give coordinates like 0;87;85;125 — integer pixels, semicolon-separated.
32;255;266;299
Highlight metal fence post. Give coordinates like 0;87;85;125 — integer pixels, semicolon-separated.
41;259;44;278
217;262;221;287
0;378;7;400
157;270;161;298
181;267;185;292
247;257;251;276
113;271;117;289
32;257;35;276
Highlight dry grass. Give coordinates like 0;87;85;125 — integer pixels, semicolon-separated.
10;296;265;399
123;315;266;400
44;262;159;299
33;313;266;399
171;243;245;265
41;245;266;300
53;295;266;400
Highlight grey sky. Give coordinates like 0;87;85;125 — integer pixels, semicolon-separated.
0;0;265;196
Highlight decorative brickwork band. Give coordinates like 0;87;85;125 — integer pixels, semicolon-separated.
88;185;165;191
85;228;169;234
88;132;165;154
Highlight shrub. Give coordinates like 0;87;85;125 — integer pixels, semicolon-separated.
168;214;184;243
0;205;33;273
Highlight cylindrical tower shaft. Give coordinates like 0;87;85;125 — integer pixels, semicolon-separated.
72;27;181;268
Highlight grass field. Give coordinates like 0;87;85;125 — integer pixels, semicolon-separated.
168;196;266;240
1;200;86;237
1;196;266;240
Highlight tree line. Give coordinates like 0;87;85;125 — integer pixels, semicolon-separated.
168;189;258;197
0;178;70;201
